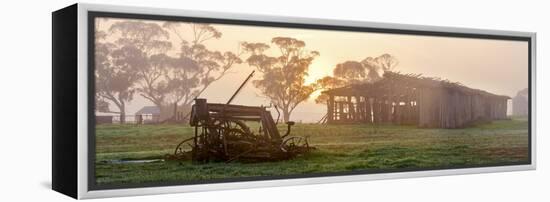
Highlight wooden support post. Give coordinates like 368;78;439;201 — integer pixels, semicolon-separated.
327;95;334;123
366;97;372;123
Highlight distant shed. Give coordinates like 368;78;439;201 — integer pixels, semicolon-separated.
95;111;119;124
135;106;160;116
135;106;161;124
322;72;510;128
512;88;528;116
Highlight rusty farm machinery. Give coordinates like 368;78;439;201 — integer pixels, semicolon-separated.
167;71;313;163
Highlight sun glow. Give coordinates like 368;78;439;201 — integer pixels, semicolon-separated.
305;61;332;102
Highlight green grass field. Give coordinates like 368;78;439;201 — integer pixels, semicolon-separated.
95;118;529;186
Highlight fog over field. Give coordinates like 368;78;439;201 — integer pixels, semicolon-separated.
96;18;528;122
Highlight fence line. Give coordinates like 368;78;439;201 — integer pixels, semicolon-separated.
96;114;161;125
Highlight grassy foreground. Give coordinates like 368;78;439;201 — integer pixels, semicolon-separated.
95;119;529;186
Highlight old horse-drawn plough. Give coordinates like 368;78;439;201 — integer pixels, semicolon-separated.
167;71;313;163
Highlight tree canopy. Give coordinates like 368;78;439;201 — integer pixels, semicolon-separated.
315;54;399;104
95;18;401;123
163;22;243;110
242;37;319;122
95;20;242;122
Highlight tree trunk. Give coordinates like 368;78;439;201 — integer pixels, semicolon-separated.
282;109;290;123
173;102;178;122
119;102;126;124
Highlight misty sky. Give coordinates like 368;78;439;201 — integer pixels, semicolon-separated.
96;17;529;122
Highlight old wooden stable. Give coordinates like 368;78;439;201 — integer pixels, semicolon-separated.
322;72;510;128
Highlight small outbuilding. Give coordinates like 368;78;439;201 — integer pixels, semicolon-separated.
512;88;528;117
95;111;120;124
322;72;510;128
135;106;161;124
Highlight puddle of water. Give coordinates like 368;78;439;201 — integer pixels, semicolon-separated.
106;159;164;164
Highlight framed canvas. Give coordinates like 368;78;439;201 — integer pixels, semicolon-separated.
52;3;536;199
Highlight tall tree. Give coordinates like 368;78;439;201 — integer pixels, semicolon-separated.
95;19;143;123
361;53;399;76
333;61;367;84
314;61;377;104
374;53;399;72
95;43;141;123
242;37;319;122
314;76;346;104
315;54;399;104
109;21;173;111
361;57;383;82
105;20;241;122
161;55;200;106
162;22;243;113
95;97;110;113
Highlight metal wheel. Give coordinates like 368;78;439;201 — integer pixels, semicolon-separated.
173;137;195;159
200;119;254;159
281;136;310;153
207;119;252;140
221;119;252;138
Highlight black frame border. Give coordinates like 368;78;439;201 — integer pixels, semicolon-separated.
52;4;79;199
87;11;533;191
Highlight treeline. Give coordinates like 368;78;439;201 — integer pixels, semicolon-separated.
95;19;398;123
95;20;242;123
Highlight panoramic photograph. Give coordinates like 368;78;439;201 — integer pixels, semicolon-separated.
93;17;530;187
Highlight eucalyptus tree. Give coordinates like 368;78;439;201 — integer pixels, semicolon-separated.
242;37;319;122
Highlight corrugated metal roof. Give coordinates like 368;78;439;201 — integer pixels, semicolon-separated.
135;106;160;115
322;71;510;99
